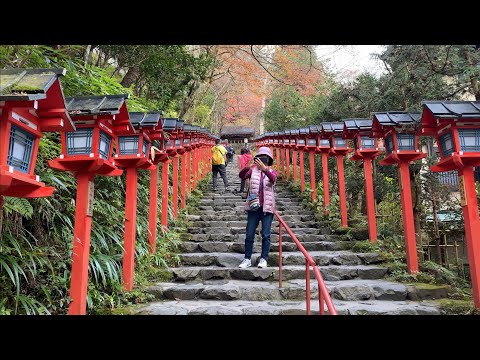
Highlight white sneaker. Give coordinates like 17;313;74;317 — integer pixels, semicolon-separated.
238;258;252;268
257;258;268;268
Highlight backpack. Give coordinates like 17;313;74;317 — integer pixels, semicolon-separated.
212;146;224;165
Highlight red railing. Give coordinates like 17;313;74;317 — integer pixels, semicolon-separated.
274;210;338;315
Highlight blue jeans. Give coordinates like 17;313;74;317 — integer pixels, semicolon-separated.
244;206;274;261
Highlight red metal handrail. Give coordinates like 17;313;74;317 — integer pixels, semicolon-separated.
274;210;337;315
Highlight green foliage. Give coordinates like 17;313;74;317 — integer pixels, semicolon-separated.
351;240;381;253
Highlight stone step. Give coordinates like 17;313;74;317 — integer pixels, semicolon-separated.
181;233;347;243
180;240;355;253
188;214;316;223
193;211;316;219
187;226;325;236
178;251;382;267
134;298;441;315
144;278;448;303
187;220;320;228
170;264;388;282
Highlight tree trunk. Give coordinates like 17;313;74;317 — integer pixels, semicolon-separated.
179;81;199;118
121;66;141;88
466;47;480;100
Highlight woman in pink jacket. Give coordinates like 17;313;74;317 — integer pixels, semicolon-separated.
238;147;277;269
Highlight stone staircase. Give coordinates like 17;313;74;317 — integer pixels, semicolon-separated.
134;158;445;315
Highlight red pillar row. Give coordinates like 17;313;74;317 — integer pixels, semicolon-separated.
161;160;170;231
293;150;298;184
122;167;138;291
309;151;316;202
181;153;187;209
172;155;179;218
336;155;348;228
299;150;305;191
322;153;330;215
286;149;291;180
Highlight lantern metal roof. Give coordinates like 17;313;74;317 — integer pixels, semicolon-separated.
176;119;185;130
343;118;373;131
372;112;421;126
66;94;129;115
309;125;321;134
128;112;161;129
162;118;178;132
322;122;344;134
0;68;67;101
422;101;480;119
372;112;421;137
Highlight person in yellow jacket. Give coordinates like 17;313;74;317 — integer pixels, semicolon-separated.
211;138;229;192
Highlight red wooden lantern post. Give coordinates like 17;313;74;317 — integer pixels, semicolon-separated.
197;127;207;180
313;125;332;214
161;118;179;228
284;131;292;180
297;128;308;191
420;101;480;308
0;69;74;214
306;126;320;202
273;132;281;175
344;119;382;242
372;112;425;273
191;126;199;190
114;112;160;290
147;118;170;245
290;130;299;185
180;124;192;209
278;131;285;179
172;119;184;219
48;94;130;314
322;122;351;227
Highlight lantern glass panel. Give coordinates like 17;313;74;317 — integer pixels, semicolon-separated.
8;125;34;173
439;131;454;157
308;138;317;145
334;136;346;147
98;130;111;160
143;139;149;156
385;135;394;154
175;139;181;147
458;129;480;152
298;139;306;145
291;139;296;144
397;134;415;150
118;136;139;155
284;139;289;144
184;138;189;145
66;128;93;156
360;137;376;149
320;139;330;147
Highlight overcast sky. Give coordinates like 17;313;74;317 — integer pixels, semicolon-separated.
315;45;386;82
